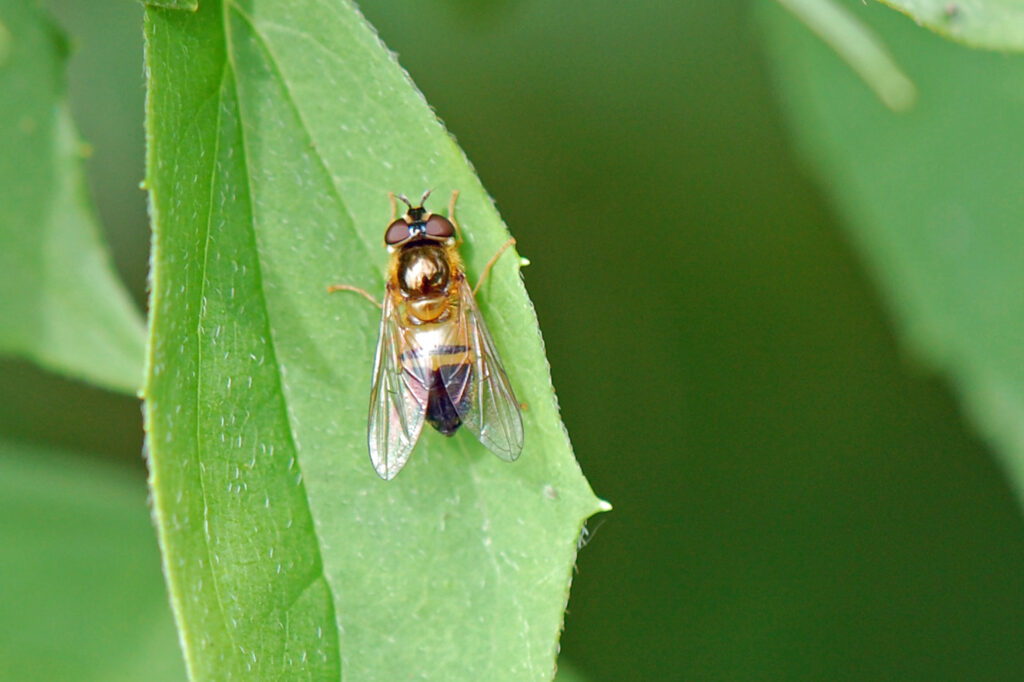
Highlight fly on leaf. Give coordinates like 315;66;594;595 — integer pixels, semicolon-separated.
329;191;524;479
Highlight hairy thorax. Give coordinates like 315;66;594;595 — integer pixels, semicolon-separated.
397;243;454;323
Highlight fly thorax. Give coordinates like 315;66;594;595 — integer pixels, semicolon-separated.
398;244;451;296
398;244;452;322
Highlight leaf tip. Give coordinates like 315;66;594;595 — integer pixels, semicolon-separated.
877;71;917;113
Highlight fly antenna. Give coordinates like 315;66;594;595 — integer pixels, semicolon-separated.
397;194;414;209
419;189;433;206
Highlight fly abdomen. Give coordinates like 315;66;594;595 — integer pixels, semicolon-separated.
426;367;462;436
400;345;469;361
402;345;472;436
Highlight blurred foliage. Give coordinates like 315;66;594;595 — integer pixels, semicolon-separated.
0;0;144;394
764;0;1024;525
0;440;183;681
876;0;1024;50
2;0;1024;680
776;0;915;111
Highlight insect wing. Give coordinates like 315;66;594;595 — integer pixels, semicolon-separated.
368;294;427;479
445;278;524;461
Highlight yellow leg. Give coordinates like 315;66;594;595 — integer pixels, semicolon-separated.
448;189;463;245
327;284;383;310
388;192;398;221
473;237;517;296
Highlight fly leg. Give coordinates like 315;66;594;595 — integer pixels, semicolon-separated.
473;237;517;296
448;189;464;245
388;192;399;221
327;284;383;309
444;189;515;291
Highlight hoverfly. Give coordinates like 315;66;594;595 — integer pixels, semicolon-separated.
329;190;524;480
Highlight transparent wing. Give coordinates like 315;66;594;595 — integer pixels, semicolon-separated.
444;278;524;461
368;294;428;479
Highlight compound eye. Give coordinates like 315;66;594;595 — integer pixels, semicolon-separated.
424;214;455;240
385;219;411;245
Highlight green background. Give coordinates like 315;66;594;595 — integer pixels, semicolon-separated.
4;0;1024;679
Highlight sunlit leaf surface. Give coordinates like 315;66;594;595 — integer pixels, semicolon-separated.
143;0;605;679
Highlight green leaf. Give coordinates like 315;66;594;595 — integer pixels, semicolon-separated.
0;440;184;681
776;0;916;111
143;0;606;680
0;1;146;395
144;0;200;11
873;0;1024;51
0;18;11;66
760;2;1024;503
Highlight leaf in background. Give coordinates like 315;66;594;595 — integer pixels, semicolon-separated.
143;0;605;680
0;0;146;395
776;0;916;111
873;0;1024;51
147;0;199;10
760;2;1024;502
0;440;184;681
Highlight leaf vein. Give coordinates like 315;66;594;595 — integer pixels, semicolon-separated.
221;2;343;673
225;0;380;266
193;58;244;672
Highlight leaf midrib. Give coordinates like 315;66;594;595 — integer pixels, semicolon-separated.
193;0;346;671
188;56;242;676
